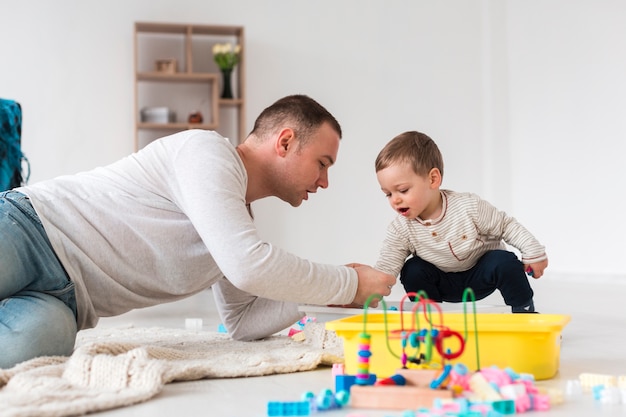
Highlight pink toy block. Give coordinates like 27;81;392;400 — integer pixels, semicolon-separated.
332;363;345;376
530;393;551;411
480;367;512;387
514;393;531;413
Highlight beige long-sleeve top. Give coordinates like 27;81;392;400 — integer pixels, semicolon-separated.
375;190;546;277
20;130;358;338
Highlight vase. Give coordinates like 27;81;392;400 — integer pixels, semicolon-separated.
220;68;234;99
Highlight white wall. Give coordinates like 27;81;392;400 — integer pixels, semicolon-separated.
1;0;624;280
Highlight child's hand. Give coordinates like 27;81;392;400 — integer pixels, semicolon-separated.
525;258;549;279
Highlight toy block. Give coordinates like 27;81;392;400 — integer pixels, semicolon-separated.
184;318;202;331
267;400;310;416
469;372;502;401
491;399;516;414
499;383;526;399
350;384;453;410
332;363;345;377
513;394;531;413
579;373;617;391
530;393;551;411
335;374;376;392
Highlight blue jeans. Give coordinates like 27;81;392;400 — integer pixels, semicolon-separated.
0;191;78;369
400;250;535;312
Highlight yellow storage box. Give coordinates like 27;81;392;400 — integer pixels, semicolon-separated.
326;312;570;380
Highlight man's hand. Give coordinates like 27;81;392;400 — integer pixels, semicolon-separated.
346;264;396;307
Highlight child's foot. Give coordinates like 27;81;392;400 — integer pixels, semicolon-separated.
512;300;537;313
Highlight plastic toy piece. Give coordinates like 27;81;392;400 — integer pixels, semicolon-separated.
429;364;452;389
579;373;617;391
331;363;345;377
468;372;502;401
491;399;515;414
376;374;406;386
185;318;202;331
335;374;376;392
267;401;310;416
530;393;551;411
355;333;372;385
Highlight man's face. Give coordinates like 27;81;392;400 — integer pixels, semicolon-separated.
277;122;340;207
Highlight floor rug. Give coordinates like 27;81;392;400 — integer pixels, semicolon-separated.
0;324;343;417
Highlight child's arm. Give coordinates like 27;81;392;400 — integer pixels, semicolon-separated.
475;196;547;269
374;220;414;278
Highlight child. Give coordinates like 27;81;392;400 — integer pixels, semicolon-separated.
373;131;548;312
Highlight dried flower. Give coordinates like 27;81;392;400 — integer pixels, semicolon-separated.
212;43;241;71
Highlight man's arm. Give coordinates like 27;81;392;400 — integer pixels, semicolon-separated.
212;277;303;341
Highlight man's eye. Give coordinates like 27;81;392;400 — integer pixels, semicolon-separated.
319;161;327;168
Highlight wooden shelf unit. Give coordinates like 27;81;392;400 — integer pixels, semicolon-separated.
134;22;246;150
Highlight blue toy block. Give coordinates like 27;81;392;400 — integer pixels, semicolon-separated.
267;400;310;416
335;373;376;392
491;399;515;414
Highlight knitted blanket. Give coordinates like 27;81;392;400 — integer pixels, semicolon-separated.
0;324;343;417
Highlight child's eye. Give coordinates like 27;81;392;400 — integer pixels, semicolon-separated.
400;189;408;194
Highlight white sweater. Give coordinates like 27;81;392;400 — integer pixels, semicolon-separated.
20;130;358;338
375;190;546;277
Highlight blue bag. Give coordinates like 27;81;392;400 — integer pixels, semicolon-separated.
0;98;30;191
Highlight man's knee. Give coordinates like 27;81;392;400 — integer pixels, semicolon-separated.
0;293;77;369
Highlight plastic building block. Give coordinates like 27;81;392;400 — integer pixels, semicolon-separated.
513;394;531;413
267;401;310;416
185;318;202;331
469;372;502;401
530;393;551;411
335;374;375;392
499;383;526;399
491;399;516;414
565;379;583;398
332;363;345;377
579;373;617;391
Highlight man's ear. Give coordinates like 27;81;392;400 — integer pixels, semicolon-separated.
275;128;295;157
429;168;442;188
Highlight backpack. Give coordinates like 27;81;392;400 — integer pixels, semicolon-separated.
0;98;30;191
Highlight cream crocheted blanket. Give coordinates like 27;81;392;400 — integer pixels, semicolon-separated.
0;324;343;417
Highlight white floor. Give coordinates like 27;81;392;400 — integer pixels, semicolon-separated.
92;276;626;417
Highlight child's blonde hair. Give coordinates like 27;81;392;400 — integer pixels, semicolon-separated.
375;131;444;178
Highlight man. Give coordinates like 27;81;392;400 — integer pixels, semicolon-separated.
0;95;395;369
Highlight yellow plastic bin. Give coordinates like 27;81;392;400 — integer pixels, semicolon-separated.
326;312;570;380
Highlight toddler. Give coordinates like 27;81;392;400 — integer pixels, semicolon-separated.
373;131;548;312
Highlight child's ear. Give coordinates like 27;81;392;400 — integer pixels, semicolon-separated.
429;168;442;188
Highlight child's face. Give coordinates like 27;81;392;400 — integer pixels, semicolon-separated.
376;161;441;220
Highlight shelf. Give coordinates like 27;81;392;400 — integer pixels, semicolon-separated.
137;72;219;82
137;122;218;130
134;21;246;151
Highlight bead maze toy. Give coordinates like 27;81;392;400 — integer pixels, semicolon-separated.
347;290;479;410
327;289;568;413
